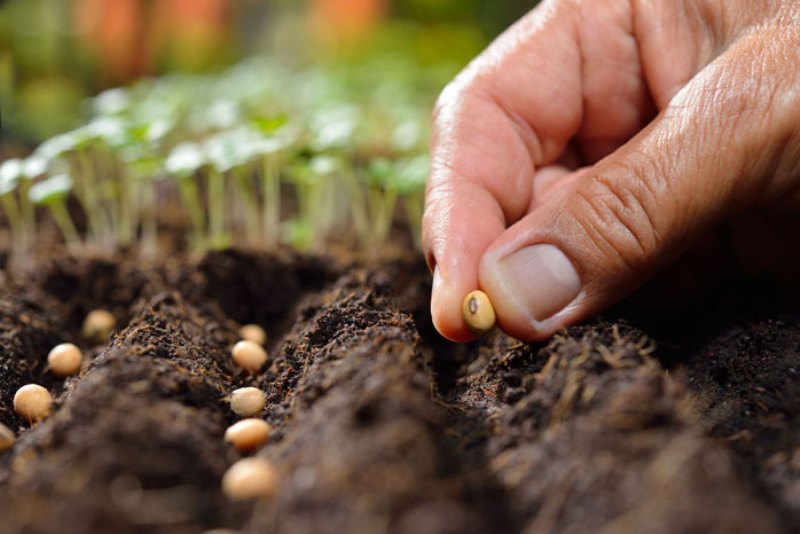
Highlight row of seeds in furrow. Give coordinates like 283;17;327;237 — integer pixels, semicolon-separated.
1;310;280;505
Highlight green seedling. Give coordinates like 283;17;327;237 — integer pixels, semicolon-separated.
284;155;342;251
392;155;428;249
21;53;446;257
93;87;132;116
364;157;399;246
28;173;81;250
36;128;108;247
165;142;207;251
0;159;25;250
250;136;290;247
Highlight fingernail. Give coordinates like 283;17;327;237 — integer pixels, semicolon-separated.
488;244;581;322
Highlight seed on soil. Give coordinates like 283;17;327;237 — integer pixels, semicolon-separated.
0;423;14;451
14;384;53;423
231;340;268;372
47;343;83;377
239;324;267;346
222;457;278;500
82;309;116;343
225;418;271;452
462;290;496;336
230;387;266;417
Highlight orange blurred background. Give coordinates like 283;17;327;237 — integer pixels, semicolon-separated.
0;0;536;141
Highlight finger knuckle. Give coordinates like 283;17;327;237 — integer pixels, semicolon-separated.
572;167;663;270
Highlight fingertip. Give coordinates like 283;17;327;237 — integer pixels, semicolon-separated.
431;266;478;343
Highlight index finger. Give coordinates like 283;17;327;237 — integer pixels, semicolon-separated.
423;0;583;341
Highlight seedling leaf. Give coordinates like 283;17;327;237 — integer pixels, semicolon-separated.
28;174;73;205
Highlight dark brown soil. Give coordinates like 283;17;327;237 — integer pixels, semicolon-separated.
0;248;798;533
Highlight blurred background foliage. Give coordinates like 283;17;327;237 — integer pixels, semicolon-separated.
0;0;537;143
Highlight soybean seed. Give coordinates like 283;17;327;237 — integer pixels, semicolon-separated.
462;290;496;336
47;343;83;377
225;418;271;452
82;309;116;344
14;384;52;423
230;387;266;417
231;340;268;372
0;423;14;451
239;324;267;346
222;457;278;500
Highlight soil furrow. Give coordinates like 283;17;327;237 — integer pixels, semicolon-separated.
0;253;797;533
0;285;66;429
0;291;244;533
248;268;515;533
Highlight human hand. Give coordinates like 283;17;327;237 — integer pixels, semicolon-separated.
423;0;800;342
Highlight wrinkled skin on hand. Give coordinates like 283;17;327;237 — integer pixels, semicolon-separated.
423;0;800;342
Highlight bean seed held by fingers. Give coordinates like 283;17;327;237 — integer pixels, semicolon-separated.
462;290;496;336
14;384;53;423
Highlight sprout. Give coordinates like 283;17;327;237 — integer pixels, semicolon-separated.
1;158;37;253
166;143;207;252
14;384;53;424
392;155;428;248
280;218;313;251
310;155;338;176
87;117;129;148
166;143;206;176
28;173;81;249
0;159;24;241
364;158;400;247
462;290;496;336
34;132;79;161
23;156;48;179
93;88;132;116
249;114;290;135
391;118;425;152
222;457;278;500
206;99;241;130
282;155;349;250
0;159;23;190
36;127;108;246
202;127;270;248
144;118;173;144
310;105;358;152
249;136;290;247
28;173;73;204
224;419;271;452
391;155;428;195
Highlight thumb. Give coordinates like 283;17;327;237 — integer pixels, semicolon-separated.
478;37;800;341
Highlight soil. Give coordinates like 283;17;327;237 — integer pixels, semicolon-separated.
0;245;798;533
